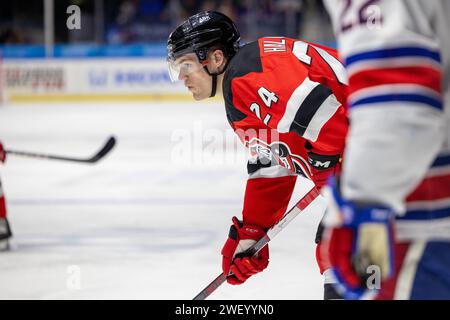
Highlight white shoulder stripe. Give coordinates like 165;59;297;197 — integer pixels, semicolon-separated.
277;77;320;133
314;46;348;85
303;94;341;142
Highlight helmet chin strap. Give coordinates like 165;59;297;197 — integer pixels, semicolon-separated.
203;66;219;97
210;74;218;98
203;61;230;98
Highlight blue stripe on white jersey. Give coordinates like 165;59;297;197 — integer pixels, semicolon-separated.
399;207;450;220
431;154;450;168
345;47;441;67
351;94;443;110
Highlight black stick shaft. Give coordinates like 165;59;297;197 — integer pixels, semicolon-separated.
5;136;116;164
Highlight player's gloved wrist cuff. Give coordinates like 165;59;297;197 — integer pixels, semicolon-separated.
232;216;267;238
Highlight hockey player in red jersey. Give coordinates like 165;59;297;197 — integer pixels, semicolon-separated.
322;0;450;299
167;11;349;298
0;141;12;251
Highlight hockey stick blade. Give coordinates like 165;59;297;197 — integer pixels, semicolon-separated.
5;136;116;164
193;186;322;300
84;136;116;163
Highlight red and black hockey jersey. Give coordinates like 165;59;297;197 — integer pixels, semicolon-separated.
222;37;349;228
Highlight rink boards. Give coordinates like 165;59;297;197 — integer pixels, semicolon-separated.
1;58;191;103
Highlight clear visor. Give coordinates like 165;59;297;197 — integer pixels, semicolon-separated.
167;53;205;82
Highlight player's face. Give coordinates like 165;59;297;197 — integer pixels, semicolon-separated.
168;53;212;100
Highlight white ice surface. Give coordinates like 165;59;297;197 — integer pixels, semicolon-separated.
0;101;323;299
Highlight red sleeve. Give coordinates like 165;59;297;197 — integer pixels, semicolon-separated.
242;175;297;228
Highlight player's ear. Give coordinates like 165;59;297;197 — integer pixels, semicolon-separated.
211;49;226;68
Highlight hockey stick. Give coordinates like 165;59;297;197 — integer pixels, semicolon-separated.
5;136;116;164
193;185;322;300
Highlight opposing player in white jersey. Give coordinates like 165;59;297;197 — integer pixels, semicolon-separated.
322;0;450;299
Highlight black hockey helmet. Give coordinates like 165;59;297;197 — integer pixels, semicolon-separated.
167;11;240;64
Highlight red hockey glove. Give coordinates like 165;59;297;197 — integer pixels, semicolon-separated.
221;216;269;285
321;177;396;300
0;142;5;163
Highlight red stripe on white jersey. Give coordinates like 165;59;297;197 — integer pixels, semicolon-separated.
406;174;450;202
349;66;441;96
